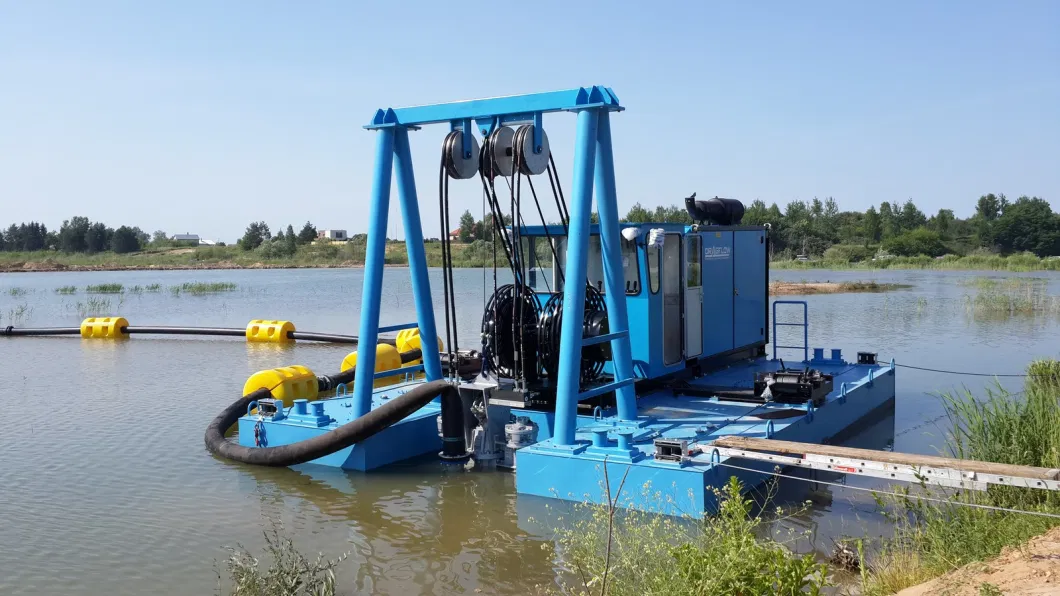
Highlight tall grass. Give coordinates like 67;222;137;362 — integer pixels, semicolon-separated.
85;283;124;294
55;285;77;294
75;297;112;318
170;281;237;295
219;521;348;596
550;475;828;595
862;360;1060;594
7;287;29;297
773;251;1060;272
963;283;1060;318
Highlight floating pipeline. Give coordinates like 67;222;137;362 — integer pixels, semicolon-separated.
0;317;393;345
205;380;462;467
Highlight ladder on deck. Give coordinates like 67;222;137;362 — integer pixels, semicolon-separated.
772;300;808;362
707;436;1060;492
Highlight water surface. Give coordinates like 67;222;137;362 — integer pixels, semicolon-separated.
1;267;1058;595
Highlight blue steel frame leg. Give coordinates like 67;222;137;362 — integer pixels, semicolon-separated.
553;109;600;446
352;128;396;418
593;111;637;422
393;126;443;383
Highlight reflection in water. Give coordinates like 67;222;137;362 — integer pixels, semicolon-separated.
0;267;1057;595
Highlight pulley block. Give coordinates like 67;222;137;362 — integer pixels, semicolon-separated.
514;124;550;175
443;130;480;180
487;126;515;177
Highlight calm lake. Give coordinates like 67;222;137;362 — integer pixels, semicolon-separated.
1;267;1058;595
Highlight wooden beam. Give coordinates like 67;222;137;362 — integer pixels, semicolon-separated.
712;436;1060;481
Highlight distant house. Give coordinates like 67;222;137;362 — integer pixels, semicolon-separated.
318;229;348;241
449;228;461;239
171;233;200;246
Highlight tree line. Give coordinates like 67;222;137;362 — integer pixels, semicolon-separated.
236;221;319;257
450;192;1057;259
0;217;151;254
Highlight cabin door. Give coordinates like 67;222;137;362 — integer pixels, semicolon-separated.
662;233;683;365
684;234;703;358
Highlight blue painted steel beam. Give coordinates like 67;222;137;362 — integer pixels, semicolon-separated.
553;109;600;446
366;86;622;129
578;377;635;401
352;128;396;418
393;126;443;384
582;330;628;347
593;111;638;421
373;363;425;379
377;322;420;333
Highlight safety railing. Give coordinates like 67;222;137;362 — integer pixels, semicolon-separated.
771;300;809;362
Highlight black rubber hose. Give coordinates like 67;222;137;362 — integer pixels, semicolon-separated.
205;380;454;467
125;326;245;336
439;387;468;459
316;348;424;391
1;326;81;336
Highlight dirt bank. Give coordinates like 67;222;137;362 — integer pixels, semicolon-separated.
897;526;1060;595
769;281;909;295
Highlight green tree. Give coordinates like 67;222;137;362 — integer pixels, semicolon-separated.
929;209;955;239
458;210;475;242
285;224;297;256
297;221;317;245
239;221;270;251
623;202;654;223
878;202;898;239
862;206;881;243
59;216;91;253
992;196;1060;256
110;226;142;254
742;200;769;226
898;199;927;231
85;222;111;253
883;228;947;257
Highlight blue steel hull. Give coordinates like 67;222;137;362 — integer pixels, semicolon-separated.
515;358;896;518
236;357;895;515
237;381;442;471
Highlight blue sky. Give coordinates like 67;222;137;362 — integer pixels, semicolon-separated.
2;1;1057;242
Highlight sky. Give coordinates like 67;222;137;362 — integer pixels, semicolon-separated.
1;1;1057;243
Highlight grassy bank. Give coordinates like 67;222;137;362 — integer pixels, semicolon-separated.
0;240;510;272
773;252;1060;272
862;359;1060;594
770;280;910;295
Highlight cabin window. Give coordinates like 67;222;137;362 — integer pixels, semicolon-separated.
522;237;555;291
551;235;640;295
648;244;660;294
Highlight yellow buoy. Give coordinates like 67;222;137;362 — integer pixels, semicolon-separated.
394;328;443;366
341;344;404;388
245;320;295;343
243;365;319;407
80;317;129;339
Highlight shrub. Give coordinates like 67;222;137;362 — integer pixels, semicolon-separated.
883;228;948;257
823;244;873;262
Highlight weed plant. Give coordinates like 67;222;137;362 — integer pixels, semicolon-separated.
85;283;124;294
550;475;828;596
219;521;348;596
861;359;1060;594
55;285;77;294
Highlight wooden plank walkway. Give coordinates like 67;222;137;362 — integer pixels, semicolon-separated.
713;436;1060;481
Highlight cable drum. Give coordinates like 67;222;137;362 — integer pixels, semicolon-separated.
481;284;539;380
537;284;609;383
